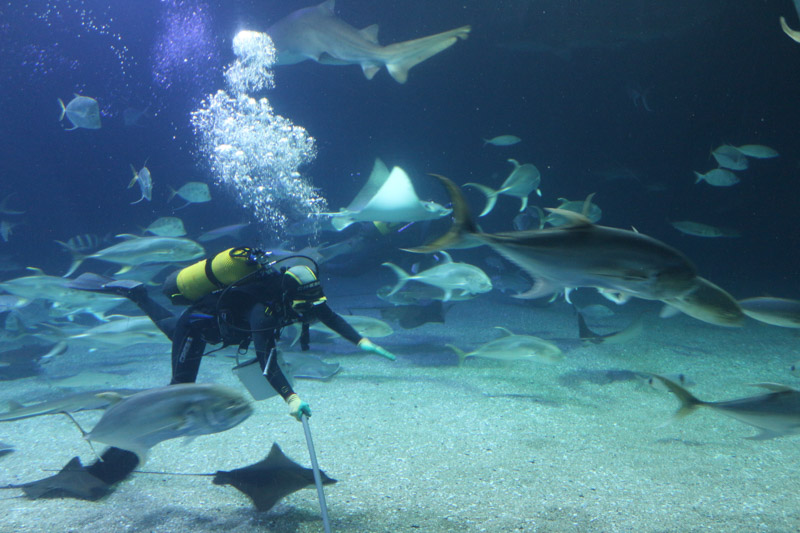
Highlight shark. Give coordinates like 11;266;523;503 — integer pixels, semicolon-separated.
267;0;471;83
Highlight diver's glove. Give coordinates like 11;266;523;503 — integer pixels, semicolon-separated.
286;394;311;421
358;338;396;361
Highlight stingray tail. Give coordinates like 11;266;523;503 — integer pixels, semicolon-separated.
649;374;704;420
381;25;471;83
381;262;411;296
463;182;499;217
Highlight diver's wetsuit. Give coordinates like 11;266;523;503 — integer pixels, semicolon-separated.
132;269;361;398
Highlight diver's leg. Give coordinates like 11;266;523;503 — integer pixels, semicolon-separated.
169;312;206;385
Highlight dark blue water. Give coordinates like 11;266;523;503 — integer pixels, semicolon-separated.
1;0;798;296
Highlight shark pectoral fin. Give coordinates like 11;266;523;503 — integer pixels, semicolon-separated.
512;278;556;300
361;63;381;80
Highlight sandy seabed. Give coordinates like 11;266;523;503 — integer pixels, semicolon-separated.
1;276;799;533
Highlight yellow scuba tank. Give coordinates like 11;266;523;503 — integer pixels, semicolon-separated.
166;247;263;303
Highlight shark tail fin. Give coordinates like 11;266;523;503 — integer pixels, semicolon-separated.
463;183;499;217
649;374;704;420
381;262;411;296
382;25;471;83
403;173;478;253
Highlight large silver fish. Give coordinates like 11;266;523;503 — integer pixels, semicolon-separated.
408;175;698;302
82;383;253;462
651;374;800;440
267;0;470;83
63;235;205;276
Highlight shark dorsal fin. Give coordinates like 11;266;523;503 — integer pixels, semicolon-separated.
359;24;379;44
544;208;592;227
25;266;46;275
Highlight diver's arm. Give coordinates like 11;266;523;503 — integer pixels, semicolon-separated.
249;304;295;400
312;303;396;360
311;302;363;344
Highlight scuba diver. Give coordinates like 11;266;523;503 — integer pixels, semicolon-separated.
69;246;396;421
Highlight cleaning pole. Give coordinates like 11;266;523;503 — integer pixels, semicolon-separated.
302;414;331;533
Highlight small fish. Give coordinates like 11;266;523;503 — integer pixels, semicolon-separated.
58;95;101;130
448;326;563;364
711;144;748;170
383;251;492;302
144;216;186;237
169;182;211;208
197;223;250;242
670;220;740;238
464;158;541;216
733;144;779;159
693;168;739;187
651;374;800;440
738;297;800;328
55;234;104;253
482;135;521;147
80;383;253;462
128;161;153;204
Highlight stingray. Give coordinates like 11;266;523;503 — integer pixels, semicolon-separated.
323;159;451;231
379;300;448;329
0;447;139;501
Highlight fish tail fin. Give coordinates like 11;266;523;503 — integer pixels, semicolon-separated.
693;171;704;184
382;262;410;296
403;173;478;253
130;196;144;205
167;186;178;202
463;183;499;217
61;248;87;278
382;25;471;83
446;343;468;366
128;165;139;188
58;99;66;121
649;374;703;419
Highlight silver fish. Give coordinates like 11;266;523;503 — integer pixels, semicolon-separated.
464;158;541;216
169;182;211;205
660;277;744;327
652;374;800;440
711;144;748;170
670;220;739;238
64;235;205;276
482;135;521;147
739;297;800;328
0;389;143;422
693;168;739;187
144;216;186;237
733;144;779;159
383;251;492;302
58;95;101;130
447;327;563;364
128;162;153;204
408;175;698;302
83;383;253;462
